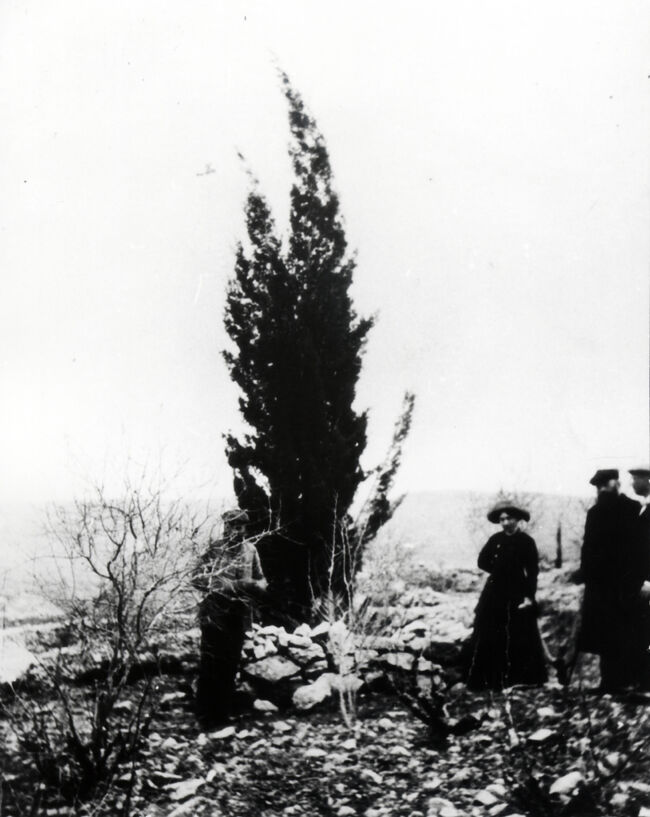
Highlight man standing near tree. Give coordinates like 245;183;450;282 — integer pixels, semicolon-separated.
577;469;645;693
193;509;267;727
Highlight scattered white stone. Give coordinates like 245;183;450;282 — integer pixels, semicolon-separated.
294;622;312;637
160;737;182;751
245;655;301;682
417;658;435;673
609;793;628;808
286;634;313;649
381;652;415;671
536;706;558;720
305;747;328;758
377;717;394;731
341;738;357;750
288;642;326;664
389;745;411;757
151;771;183;785
426;796;459;817
293;674;336;710
639;808;650;817
549;771;583;795
422;777;443;793
113;700;136;714
253;698;279;713
474;790;499;806
209;725;236;739
253;643;272;660
160;691;186;705
272;720;293;733
361;768;383;785
486;784;507;799
166;778;204;802
337;807;356;817
528;728;555;743
488;805;509;816
205;764;227;784
258;625;282;636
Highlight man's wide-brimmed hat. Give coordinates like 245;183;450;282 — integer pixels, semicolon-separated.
487;501;531;524
589;469;619;487
629;466;650;477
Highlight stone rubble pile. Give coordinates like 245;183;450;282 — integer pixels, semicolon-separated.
238;589;474;711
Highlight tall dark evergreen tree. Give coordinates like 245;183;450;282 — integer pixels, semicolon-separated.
224;74;412;618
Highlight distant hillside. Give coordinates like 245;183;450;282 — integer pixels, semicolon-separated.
376;490;592;569
0;491;597;607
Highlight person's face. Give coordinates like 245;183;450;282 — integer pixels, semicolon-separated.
229;522;247;538
598;479;620;495
632;475;650;497
499;513;518;534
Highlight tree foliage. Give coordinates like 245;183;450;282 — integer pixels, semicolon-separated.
224;74;413;618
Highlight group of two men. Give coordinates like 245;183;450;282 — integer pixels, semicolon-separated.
567;466;650;693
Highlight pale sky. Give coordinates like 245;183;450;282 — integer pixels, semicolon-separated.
1;0;649;508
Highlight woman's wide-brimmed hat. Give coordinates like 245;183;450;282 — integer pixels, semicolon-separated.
487;500;531;524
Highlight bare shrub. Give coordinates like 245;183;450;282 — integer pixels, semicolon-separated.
2;475;215;812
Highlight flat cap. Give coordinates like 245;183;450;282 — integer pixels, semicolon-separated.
629;466;650;477
589;469;619;487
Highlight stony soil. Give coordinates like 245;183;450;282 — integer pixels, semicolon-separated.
2;568;650;817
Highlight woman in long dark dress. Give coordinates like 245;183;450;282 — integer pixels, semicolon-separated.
464;501;548;690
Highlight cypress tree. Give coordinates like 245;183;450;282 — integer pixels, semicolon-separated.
224;74;411;619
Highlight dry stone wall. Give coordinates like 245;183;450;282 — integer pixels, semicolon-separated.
237;589;474;711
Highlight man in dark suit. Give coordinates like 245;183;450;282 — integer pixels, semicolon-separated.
629;466;650;689
577;469;645;693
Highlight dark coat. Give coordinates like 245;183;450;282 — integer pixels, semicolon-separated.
464;530;547;690
636;504;650;580
477;530;539;607
578;492;644;655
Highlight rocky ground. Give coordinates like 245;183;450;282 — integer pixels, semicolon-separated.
2;568;650;817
